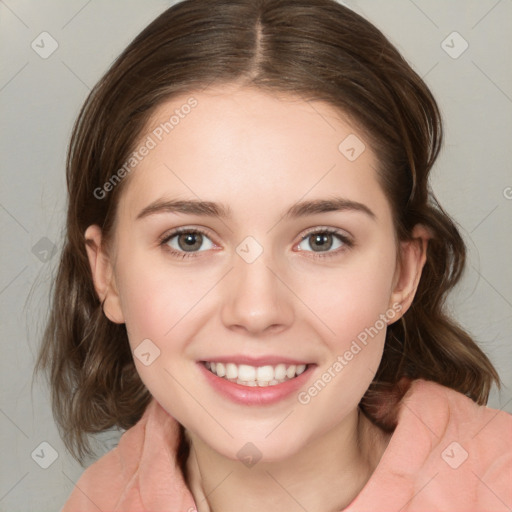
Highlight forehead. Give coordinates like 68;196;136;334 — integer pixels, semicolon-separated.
118;85;389;224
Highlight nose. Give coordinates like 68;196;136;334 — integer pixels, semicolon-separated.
220;252;295;336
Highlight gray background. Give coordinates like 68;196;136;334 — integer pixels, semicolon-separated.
1;1;511;511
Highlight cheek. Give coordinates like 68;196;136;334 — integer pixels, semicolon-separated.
295;248;396;415
114;254;208;405
299;239;397;352
115;250;200;346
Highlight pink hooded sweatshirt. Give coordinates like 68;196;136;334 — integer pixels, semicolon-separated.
61;379;512;511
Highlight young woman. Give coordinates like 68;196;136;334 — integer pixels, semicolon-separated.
36;0;512;510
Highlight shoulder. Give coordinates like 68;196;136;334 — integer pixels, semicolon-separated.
351;380;512;511
60;403;151;512
401;379;512;510
403;378;512;439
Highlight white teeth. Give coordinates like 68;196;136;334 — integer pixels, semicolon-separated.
274;364;287;380
256;365;274;382
238;364;256;381
204;361;309;387
226;363;237;379
286;365;297;379
216;362;226;377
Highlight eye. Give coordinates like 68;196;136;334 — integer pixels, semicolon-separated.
160;227;216;259
296;227;353;257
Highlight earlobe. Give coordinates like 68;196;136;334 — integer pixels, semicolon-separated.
84;225;125;324
389;224;430;318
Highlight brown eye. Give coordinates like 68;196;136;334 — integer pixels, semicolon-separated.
297;228;352;255
162;228;215;256
177;232;203;252
307;233;334;252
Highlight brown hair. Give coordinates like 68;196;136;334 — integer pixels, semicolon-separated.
34;0;500;464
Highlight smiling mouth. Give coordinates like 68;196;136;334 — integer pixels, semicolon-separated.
202;361;310;387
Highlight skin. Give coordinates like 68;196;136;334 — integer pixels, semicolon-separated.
86;83;428;512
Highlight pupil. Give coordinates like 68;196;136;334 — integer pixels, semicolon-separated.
311;233;331;252
179;233;202;251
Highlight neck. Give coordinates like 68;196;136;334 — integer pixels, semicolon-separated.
184;408;389;512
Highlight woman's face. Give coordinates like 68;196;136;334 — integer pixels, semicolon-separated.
90;85;414;462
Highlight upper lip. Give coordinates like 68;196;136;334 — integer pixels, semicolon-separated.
199;355;313;366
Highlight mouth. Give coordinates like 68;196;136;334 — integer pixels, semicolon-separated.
198;358;316;406
201;361;311;387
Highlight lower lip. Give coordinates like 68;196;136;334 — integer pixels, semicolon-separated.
197;362;315;406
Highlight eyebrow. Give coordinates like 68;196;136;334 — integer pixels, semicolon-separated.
136;197;376;221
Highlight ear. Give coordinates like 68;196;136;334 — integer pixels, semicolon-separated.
84;225;125;324
389;224;430;320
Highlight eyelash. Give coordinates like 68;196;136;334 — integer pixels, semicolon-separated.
299;227;354;259
159;227;214;260
159;226;354;260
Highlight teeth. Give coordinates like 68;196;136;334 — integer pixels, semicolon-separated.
238;364;256;381
226;363;237;379
274;364;287;380
204;361;309;387
216;362;226;377
256;365;274;382
286;365;296;379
